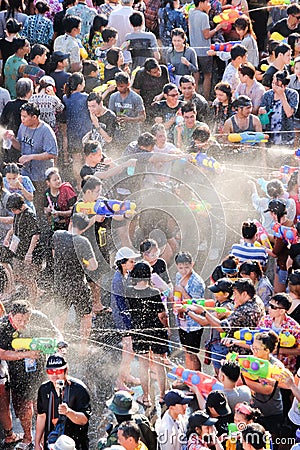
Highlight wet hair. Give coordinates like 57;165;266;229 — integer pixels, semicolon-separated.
238;62;255;79
65;72;84;97
241;221;257;239
274;43;291;58
71;212;90;231
115;72;130;85
179;74;196;86
239;261;263;280
270;293;292;311
144;58;160;72
83;140;101;156
35;0;49;14
6;193;25;210
137;132;155;148
10;300;32;315
81;175;102;193
4;163;20;175
287;3;300;16
181;102;196;115
151;123;166;135
102;27;117;43
140;238;158;253
129;11;144;27
88;14;108;47
5;17;21;33
130;261;152;283
230;44;248;61
83;60;98;76
16;77;33;98
63;15;81;33
254;330;279;353
233;279;256;298
106;47;122;66
175;251;193;264
242;424;267;450
192;124;210;143
288;33;300;57
163;82;177;95
266;179;284;198
234;16;256;40
20;102;40;117
214;82;232;103
45;167;59;181
87;91;102;104
220;360;240;382
118;421;141;443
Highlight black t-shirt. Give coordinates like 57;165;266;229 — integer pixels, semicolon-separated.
0;315;18;351
0;98;28;135
53;231;94;290
132;65;169;112
289;242;300;267
13;207;39;260
84;76;102;94
262;65;278;88
270;18;300;37
152;99;184;140
104;66;122;83
49;70;70;101
53;9;66;36
0;38;18;69
44;188;77;230
37;377;91;450
126;285;165;330
151;258;171;284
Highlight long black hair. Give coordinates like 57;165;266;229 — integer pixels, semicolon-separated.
64;72;84;97
88;14;108;47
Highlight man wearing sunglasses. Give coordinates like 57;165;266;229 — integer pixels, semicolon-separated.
257;293;300;374
270;4;300;38
35;354;91;450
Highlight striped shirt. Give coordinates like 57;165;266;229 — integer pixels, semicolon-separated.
231;241;268;266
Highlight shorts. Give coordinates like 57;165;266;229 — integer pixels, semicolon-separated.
132;329;169;355
275;265;288;285
178;328;203;354
56;284;92;317
197;56;213;74
210;343;229;369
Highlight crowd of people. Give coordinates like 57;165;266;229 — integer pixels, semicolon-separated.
2;0;300;449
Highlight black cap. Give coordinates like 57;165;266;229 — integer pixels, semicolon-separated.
46;354;67;370
164;389;193;407
209;278;233;294
206;391;231;416
51;51;70;62
264;199;287;216
188;410;218;427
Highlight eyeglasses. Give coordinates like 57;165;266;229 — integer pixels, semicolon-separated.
167;93;179;97
294;15;300;20
269;303;283;310
46;368;65;375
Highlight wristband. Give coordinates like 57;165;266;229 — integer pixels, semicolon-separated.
186;308;192;314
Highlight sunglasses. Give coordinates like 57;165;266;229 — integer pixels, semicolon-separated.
46;368;65;375
167;93;179;97
269;303;283;310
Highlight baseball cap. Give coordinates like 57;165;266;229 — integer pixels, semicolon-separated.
46;355;67;370
264;199;287;215
51;51;70;62
115;247;140;263
188;410;218;428
49;435;76;450
39;75;56;87
106;390;139;415
209;278;233;294
206;391;231;416
164;389;193;407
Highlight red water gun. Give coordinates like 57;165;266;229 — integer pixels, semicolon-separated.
210;41;241;52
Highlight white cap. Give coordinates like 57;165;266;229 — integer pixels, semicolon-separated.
115;247;140;262
49;435;76;450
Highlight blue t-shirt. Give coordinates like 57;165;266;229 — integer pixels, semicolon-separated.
63;91;92;153
17;121;58;181
4;175;35;212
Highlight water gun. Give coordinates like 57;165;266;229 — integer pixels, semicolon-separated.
253;219;273;249
269;0;290;6
226;423;240;450
295;149;300;159
77;40;88;59
167;63;176;84
93;80;116;94
190;152;221;171
75;199;136;217
272;222;297;245
94;199;136;217
210;41;241;52
12;337;59;354
228;132;269;144
270;32;287;42
233;328;296;347
280;165;298;175
167;365;223;396
227;352;282;380
179;298;230;315
182;2;195;19
260;63;269;72
189;199;212;214
213;8;243;24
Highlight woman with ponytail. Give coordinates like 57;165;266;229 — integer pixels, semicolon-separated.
82;14;108;59
234;17;259;67
63;72;92;181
